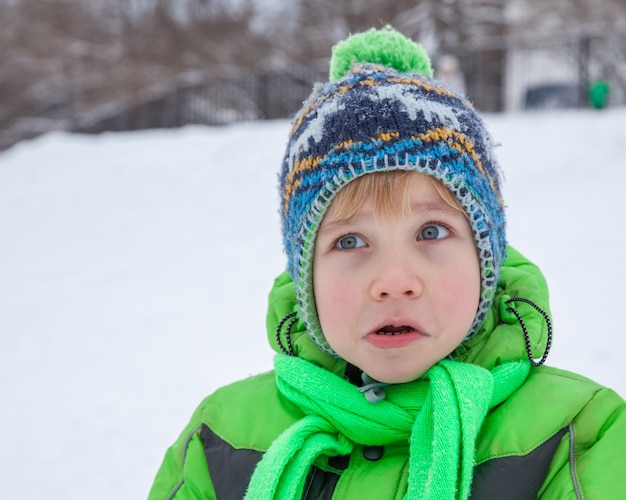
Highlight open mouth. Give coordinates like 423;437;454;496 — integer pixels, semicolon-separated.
367;323;423;349
375;325;416;336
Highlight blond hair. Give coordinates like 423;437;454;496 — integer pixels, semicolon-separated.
327;171;464;223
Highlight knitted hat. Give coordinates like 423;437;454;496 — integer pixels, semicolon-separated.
279;27;506;355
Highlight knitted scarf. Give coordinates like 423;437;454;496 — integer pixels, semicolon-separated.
245;355;530;500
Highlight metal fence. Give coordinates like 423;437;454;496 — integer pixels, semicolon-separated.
70;70;326;135
2;32;625;151
75;32;625;136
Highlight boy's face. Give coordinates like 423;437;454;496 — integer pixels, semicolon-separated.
313;172;480;384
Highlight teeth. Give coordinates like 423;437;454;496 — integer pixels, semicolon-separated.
376;326;414;335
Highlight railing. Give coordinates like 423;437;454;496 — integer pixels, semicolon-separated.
2;32;625;152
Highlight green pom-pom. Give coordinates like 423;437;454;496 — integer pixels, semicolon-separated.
329;26;433;82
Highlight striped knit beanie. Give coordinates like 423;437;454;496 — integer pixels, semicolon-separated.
279;27;506;355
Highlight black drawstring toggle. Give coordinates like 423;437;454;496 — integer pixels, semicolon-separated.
275;312;298;356
505;297;553;366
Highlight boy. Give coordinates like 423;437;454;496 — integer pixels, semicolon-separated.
149;27;626;499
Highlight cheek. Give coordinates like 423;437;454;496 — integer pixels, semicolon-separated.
314;274;355;329
437;265;481;320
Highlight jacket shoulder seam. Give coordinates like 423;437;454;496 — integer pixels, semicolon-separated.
165;424;204;500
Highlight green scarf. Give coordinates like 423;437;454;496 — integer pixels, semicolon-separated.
245;355;530;500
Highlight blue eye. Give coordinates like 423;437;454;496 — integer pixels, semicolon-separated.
419;224;450;241
335;234;366;249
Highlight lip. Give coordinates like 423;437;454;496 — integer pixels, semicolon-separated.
365;318;427;349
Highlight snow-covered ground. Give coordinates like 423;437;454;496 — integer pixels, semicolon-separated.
1;108;625;499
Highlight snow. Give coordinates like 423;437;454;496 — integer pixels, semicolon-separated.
1;108;625;499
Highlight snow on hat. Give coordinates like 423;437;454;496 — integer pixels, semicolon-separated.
279;26;506;355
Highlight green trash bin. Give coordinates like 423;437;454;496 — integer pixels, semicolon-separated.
588;79;610;109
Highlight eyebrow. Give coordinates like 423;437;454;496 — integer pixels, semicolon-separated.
319;199;465;235
409;200;465;217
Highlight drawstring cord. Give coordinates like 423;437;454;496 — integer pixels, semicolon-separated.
505;297;553;366
276;312;298;356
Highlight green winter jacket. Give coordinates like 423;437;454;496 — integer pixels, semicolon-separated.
148;247;626;499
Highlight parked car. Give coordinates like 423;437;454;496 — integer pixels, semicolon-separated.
523;82;580;110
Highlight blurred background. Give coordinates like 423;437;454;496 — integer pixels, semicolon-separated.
2;0;625;152
2;3;626;498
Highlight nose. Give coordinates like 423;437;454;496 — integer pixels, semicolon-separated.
370;256;424;301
